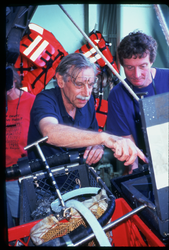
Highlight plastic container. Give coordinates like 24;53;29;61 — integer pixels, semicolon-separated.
111;169;169;243
8;198;165;246
110;198;165;247
19;164;112;225
8;220;41;246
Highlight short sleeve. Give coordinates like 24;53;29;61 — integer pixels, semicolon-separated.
31;90;60;129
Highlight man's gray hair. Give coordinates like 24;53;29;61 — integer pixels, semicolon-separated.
55;53;98;82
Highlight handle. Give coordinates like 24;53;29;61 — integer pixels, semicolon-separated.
24;136;48;151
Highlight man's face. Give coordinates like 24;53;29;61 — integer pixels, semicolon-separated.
59;67;95;109
123;53;153;88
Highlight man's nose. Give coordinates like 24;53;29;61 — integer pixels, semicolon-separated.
134;67;141;78
82;83;91;96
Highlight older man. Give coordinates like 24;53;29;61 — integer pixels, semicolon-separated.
28;53;147;166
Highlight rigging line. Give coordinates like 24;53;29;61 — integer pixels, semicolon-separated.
59;4;139;102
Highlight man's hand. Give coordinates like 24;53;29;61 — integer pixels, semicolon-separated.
83;145;104;165
103;134;148;166
111;137;148;166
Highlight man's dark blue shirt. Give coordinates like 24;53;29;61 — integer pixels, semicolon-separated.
106;68;169;152
27;85;98;160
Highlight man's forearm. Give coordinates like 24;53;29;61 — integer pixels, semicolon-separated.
38;117;148;166
41;122;111;149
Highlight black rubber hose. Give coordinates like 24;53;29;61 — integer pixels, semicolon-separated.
6;151;83;180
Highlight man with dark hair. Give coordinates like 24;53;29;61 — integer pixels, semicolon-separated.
28;53;147;167
107;31;169;173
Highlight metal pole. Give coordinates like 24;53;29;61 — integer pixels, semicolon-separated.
59;4;139;102
24;137;69;216
154;4;169;46
74;203;147;246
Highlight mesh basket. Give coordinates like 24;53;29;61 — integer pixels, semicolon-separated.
19;163;111;225
8;198;165;247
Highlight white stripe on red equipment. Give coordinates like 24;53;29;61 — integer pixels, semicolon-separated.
30;40;49;62
23;35;42;57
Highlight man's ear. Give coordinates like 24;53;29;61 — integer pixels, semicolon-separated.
55;73;65;88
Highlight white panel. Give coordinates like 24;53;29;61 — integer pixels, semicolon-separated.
147;122;169;190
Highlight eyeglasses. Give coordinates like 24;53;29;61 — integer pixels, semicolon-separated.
67;73;97;89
